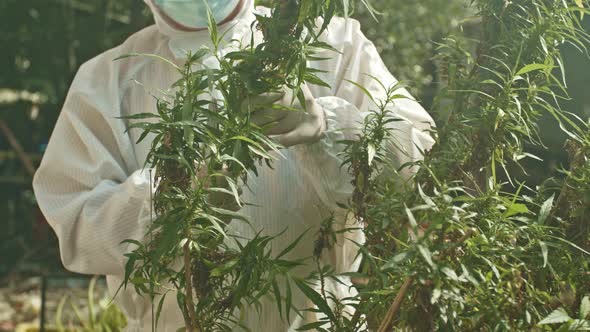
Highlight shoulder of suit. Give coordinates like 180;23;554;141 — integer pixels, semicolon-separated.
324;15;363;33
73;25;167;88
314;15;372;58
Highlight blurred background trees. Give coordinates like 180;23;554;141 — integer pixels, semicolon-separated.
1;0;589;281
357;0;469;106
0;0;153;278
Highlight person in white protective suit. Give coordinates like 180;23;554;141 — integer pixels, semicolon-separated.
32;0;436;331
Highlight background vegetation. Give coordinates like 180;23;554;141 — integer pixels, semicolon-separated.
1;0;153;278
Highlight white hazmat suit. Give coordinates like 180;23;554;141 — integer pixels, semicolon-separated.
32;0;436;330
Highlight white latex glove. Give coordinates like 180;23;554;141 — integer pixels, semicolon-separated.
245;84;327;148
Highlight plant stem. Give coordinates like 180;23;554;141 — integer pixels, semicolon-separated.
376;277;414;332
0;119;36;176
550;140;585;224
376;229;477;331
183;241;197;331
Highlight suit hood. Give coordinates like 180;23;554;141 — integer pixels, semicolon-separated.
143;0;256;58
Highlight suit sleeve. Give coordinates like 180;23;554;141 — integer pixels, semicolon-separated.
32;59;155;277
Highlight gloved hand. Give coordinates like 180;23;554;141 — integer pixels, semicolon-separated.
244;84;326;148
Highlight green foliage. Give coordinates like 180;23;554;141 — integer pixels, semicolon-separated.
55;276;127;332
321;0;590;330
356;0;469;105
538;295;590;330
119;1;377;331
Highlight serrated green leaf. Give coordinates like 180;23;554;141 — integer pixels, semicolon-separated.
441;267;459;281
540;241;548;268
204;0;218;47
285;277;293;322
210;259;239;277
538;307;571;325
581;296;590;319
296;321;329;331
155;293;167;328
418;244;434;268
431;288;442;304
293;278;336;322
113;53;182;72
344;79;376;106
117;112;160;120
404;204;418;229
538;194;555;225
515;63;552;76
570;319;590;330
277;229;309;259
271;280;283;320
367;143;376;166
182;97;194;149
503;202;529;218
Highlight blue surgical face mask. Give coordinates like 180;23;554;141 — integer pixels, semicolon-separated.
154;0;241;29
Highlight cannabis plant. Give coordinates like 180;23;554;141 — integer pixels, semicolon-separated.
302;0;590;331
118;0;376;331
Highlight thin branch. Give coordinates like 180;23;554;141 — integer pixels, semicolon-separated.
183;241;197;331
0;119;36;176
376;228;477;331
376;277;414;332
549;140;585;224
